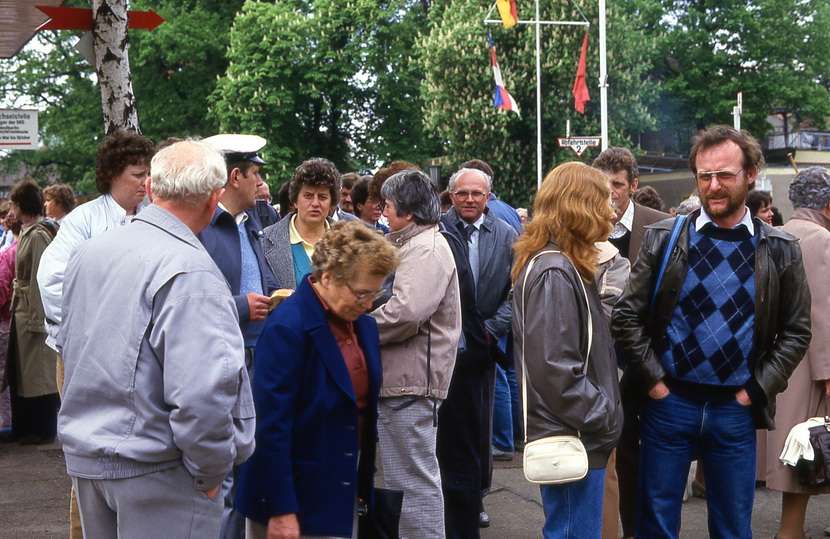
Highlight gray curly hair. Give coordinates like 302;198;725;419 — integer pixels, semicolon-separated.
788;167;830;211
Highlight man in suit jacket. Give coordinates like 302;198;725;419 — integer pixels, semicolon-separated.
592;146;669;539
329;173;360;223
200;134;278;539
440;167;518;536
594;147;669;262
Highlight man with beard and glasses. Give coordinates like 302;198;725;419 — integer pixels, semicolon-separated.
612;125;811;538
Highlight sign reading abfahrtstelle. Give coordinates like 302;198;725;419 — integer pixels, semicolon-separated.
558;136;601;157
0;109;38;150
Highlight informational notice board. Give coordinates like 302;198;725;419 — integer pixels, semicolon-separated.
0;109;38;150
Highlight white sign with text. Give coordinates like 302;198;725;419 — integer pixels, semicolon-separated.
0;109;38;150
558;137;601;157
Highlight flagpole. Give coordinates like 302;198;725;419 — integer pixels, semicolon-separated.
599;0;608;150
536;0;543;189
483;4;589;189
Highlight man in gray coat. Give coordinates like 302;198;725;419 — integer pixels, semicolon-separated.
440;167;518;533
57;140;256;538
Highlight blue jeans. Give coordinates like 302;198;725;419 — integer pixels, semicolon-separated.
492;336;520;452
637;392;756;539
540;468;605;538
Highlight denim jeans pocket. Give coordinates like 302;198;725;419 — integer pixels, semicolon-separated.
649;391;674;402
732;397;752;408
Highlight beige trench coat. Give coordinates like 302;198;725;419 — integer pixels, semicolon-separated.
764;208;830;493
13;218;56;397
370;223;461;400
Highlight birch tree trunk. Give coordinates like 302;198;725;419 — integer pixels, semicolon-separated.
91;0;140;133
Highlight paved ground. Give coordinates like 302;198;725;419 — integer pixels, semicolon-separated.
2;440;829;538
482;456;830;538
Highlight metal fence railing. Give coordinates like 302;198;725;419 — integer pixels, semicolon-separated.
764;131;830;151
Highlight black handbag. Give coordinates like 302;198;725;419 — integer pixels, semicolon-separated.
357;487;404;539
797;416;830;487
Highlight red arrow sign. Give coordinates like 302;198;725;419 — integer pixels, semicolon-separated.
35;6;165;32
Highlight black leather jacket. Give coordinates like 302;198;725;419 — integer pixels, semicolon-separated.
612;211;811;429
513;246;622;468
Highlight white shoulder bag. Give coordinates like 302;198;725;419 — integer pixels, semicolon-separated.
519;250;592;485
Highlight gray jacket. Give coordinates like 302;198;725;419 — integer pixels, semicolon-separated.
512;246;622;468
57;204;256;491
261;213;334;290
370;223;462;399
442;207;517;339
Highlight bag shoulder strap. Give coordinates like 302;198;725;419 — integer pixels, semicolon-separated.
519;250;592;444
650;214;686;307
34;218;60;239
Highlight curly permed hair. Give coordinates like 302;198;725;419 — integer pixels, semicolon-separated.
95;130;155;195
288;158;341;207
311;221;400;283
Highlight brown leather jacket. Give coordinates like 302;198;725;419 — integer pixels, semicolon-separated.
612;211;812;429
512;246;623;468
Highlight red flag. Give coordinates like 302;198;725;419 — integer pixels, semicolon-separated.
572;33;590;114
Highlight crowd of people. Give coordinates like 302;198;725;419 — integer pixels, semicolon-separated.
0;124;828;539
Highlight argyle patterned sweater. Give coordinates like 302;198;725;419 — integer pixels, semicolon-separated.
660;224;758;402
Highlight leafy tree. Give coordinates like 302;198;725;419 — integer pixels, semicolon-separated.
130;0;245;142
630;0;830;140
0;0;243;191
210;0;358;176
355;1;442;167
419;0;661;206
0;27;100;186
209;0;440;177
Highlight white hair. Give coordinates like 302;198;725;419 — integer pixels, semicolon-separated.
448;167;492;193
150;140;226;204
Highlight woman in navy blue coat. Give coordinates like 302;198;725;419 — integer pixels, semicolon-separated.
237;221;400;539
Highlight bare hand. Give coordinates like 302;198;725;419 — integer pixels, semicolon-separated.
648;380;670;400
268;514;300;539
735;388;752;406
205;485;221;499
823;379;830;397
246;292;271;322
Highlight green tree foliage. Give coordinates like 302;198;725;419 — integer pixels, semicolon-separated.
210;0;357;176
0;0;243;191
0;27;100;186
209;0;439;178
419;0;660;206
630;0;830;139
356;1;442;167
130;0;245;142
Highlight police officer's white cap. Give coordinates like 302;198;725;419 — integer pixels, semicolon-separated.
204;134;267;165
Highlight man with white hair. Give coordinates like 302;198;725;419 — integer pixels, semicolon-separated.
57;140;256;538
439;166;517;534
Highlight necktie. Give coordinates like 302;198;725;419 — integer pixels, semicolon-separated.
465;224;476;242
